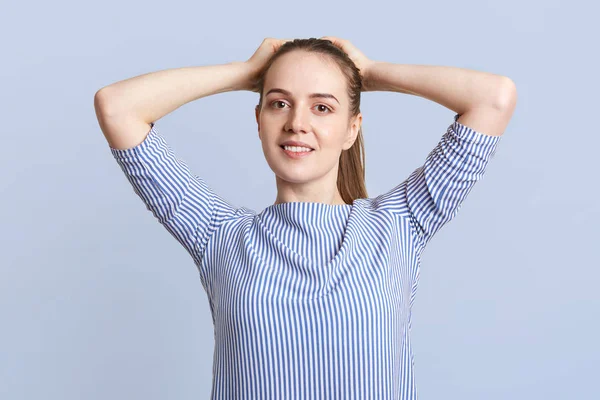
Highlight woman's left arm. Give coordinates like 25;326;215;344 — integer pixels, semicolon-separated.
319;36;517;137
363;62;517;137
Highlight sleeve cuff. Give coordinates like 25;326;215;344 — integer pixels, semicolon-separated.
109;122;158;160
452;113;502;144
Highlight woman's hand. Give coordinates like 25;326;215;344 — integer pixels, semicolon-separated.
320;36;375;91
243;37;292;92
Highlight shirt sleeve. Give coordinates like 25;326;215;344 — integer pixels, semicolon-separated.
109;122;239;265
373;113;503;255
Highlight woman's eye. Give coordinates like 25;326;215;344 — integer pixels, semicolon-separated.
316;104;331;113
271;101;331;113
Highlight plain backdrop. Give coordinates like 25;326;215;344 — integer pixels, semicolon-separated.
2;0;598;399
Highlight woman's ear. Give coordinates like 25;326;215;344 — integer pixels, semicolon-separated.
343;113;362;150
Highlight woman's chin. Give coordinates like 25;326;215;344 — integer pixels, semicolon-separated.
273;168;316;184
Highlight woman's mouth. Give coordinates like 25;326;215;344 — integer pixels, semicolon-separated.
280;145;314;159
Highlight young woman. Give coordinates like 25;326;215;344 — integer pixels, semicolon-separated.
94;37;516;399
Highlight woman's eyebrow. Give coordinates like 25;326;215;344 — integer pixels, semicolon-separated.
265;88;340;105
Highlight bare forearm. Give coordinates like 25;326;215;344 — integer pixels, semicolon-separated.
363;62;515;113
95;61;252;123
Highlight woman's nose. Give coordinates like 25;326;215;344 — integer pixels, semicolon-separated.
286;106;310;133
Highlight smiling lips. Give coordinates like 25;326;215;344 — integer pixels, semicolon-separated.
281;146;314;159
280;140;314;149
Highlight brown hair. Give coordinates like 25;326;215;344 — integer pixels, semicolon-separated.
254;38;368;204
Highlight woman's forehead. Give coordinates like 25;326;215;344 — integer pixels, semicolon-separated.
266;54;346;99
270;51;338;76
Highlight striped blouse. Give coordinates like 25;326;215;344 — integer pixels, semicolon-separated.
109;113;502;399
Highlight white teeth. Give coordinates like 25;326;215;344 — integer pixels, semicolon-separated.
283;145;313;152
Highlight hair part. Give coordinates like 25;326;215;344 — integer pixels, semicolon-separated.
254;38;368;204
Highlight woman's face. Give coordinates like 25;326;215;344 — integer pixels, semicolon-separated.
255;50;361;185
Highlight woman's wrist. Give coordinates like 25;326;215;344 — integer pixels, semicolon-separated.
229;61;258;92
361;60;380;92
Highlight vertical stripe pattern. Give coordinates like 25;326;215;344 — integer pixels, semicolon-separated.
110;114;502;399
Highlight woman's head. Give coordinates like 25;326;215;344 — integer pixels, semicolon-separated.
254;38;368;205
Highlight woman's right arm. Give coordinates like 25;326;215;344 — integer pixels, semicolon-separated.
93;61;255;273
93;39;288;272
94;61;254;149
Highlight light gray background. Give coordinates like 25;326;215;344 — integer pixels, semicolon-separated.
2;0;598;399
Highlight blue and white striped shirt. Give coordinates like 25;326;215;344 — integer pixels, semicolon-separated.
110;113;502;399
